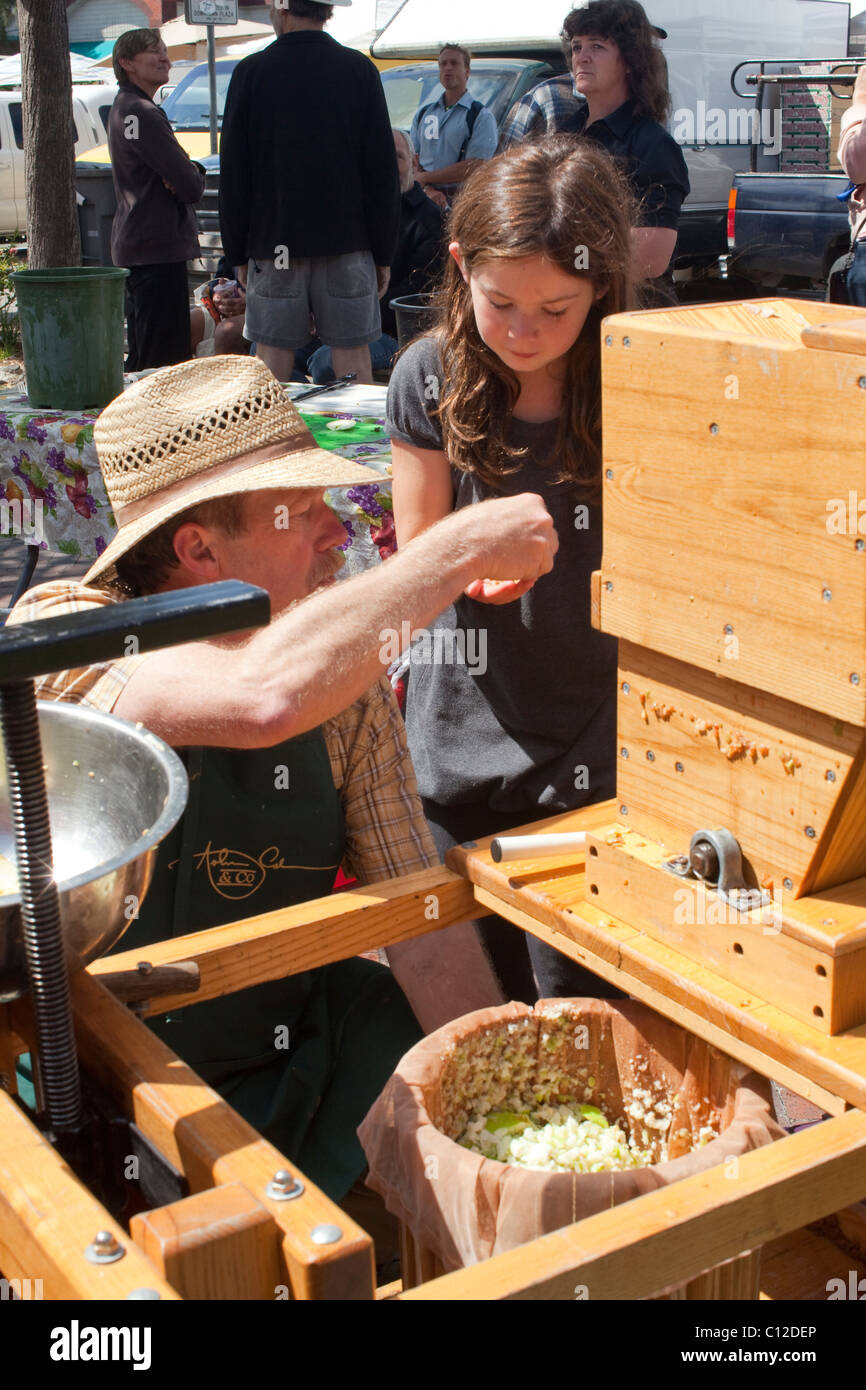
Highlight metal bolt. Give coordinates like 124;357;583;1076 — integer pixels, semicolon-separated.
266;1169;304;1202
724;624;733;635
136;960;153;976
619;805;629;816
675;761;684;774
311;1224;343;1246
604;335;613;346
621;681;631;694
622;337;631;348
825;769;836;782
857;539;865;552
805;826;816;838
783;878;793;891
126;1289;161;1300
620;747;629;759
858;376;866;389
709;423;719;434
605;468;614;479
822;589;832;602
605;580;613;591
852;673;861;686
646;750;655;761
85;1230;125;1264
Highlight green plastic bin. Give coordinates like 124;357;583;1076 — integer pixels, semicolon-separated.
11;265;129;410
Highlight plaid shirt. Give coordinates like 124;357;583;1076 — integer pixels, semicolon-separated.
7;580;437;886
498;73;585;151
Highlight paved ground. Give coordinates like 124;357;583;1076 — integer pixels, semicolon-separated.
0;542;88;609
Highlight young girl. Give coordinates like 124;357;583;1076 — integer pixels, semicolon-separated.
386;136;636;1002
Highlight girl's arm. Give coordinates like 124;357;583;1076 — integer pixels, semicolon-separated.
391;439;454;546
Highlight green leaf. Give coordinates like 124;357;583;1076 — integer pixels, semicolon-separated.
57;539;81;557
485;1110;528;1134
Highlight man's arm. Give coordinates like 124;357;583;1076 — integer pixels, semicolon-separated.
360;62;401;268
133;103;205;203
417;159;480;188
632;226;678;279
112;492;558;748
218;63;252;270
839;66;866;184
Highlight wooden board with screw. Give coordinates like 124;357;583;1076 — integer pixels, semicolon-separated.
613;640;866;899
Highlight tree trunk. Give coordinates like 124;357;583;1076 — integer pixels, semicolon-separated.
17;0;81;268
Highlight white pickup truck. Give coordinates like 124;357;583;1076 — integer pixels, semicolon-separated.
0;83;116;236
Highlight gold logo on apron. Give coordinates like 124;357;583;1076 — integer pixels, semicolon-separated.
192;841;340;901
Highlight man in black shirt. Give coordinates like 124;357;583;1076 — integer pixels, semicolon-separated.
220;0;400;385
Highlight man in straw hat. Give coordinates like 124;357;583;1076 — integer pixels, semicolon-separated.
8;356;556;1208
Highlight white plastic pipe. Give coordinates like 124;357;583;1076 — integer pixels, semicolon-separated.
489;832;587;863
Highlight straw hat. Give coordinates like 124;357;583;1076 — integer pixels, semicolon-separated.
84;356;378;585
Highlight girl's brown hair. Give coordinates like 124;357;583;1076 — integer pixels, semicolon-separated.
434;136;635;493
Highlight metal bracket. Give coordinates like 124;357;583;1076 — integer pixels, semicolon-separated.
663;827;771;914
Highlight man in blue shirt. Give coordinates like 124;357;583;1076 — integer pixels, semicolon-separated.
410;44;497;201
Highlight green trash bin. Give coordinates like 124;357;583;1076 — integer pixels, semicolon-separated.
11;265;129;410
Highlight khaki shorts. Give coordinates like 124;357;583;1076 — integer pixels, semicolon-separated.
243;251;381;350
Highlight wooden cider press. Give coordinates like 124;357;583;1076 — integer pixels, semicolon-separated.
585;297;866;1036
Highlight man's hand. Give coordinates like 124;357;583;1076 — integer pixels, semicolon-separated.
213;279;245;318
162;178;176;194
376;265;391;298
458;493;558;589
425;186;448;209
236;263;248;289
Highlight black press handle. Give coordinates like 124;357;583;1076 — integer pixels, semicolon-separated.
0;580;270;684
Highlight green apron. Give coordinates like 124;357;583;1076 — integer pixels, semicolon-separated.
115;728;421;1201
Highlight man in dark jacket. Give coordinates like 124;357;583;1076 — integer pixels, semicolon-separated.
219;0;400;385
108;29;206;370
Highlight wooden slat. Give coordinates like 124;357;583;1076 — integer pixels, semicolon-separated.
399;1109;866;1300
802;319;866;356
56;972;375;1301
0;1004;19;1096
130;1183;281;1300
90;865;484;1018
0;1089;179;1300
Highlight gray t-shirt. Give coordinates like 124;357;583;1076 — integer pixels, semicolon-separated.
386;334;617;813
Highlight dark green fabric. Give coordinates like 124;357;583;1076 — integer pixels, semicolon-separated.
114;727;421;1200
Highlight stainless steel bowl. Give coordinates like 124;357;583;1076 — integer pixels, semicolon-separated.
0;702;188;1002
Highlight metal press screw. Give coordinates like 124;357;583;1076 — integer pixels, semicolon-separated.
619;805;629;816
605;580;614;591
724;624;733;635
857;539;865;551
858;376;866;389
805;826;816;838
646;750;655;761
675;761;684;774
710;423;719;434
622;337;631;347
822;589;832;602
266;1169;304;1202
621;682;631;694
85;1230;125;1264
604;335;613;346
826;770;836;782
620;747;629;758
783;878;793;891
605;468;613;479
852;673;861;686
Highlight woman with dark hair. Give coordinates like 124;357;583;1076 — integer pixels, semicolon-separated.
387;136;635;1004
562;1;688;286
